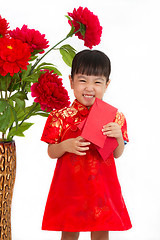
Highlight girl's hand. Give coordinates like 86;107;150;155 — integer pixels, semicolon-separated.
63;136;91;156
102;122;123;140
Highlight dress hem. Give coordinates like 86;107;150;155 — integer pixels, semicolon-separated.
41;224;132;232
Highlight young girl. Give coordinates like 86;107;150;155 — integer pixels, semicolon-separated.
41;50;132;240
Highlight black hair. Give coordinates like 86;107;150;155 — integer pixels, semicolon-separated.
71;50;111;82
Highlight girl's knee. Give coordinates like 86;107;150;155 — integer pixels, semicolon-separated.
61;231;79;240
91;231;109;240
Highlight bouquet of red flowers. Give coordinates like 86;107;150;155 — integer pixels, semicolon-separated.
0;7;102;141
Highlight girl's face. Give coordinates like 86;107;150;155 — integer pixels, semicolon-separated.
69;74;110;108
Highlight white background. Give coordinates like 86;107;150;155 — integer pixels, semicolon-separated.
1;0;160;239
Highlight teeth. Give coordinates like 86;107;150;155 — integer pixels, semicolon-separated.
83;95;94;98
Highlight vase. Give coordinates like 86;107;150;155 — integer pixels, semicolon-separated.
0;140;16;240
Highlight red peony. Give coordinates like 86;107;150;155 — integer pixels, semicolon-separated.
68;7;102;49
0;37;31;77
0;15;9;37
10;25;49;54
31;70;70;112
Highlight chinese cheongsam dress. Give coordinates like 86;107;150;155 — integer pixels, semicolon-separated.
41;99;132;232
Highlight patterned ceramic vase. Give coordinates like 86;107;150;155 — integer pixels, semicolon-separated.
0;140;16;240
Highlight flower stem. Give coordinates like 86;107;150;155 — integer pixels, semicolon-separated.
5;76;9;100
30;29;80;74
19;102;39;127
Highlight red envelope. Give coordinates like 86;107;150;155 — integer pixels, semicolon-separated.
78;98;118;160
79;98;118;148
95;137;118;160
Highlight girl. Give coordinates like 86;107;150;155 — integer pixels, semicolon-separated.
41;50;132;240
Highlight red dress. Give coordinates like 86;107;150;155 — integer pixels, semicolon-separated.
41;99;132;232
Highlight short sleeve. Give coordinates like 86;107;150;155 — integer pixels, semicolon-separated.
41;110;63;144
114;112;129;144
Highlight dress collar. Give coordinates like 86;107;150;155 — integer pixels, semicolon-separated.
71;99;89;116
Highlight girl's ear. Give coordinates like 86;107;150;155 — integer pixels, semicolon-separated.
106;79;111;89
69;75;74;89
104;79;111;93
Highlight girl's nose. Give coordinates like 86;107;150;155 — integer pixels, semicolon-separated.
85;83;94;91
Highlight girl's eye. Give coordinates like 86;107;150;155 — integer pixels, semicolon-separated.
79;80;86;82
95;81;102;84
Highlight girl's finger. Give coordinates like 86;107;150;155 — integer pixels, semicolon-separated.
77;146;90;152
78;141;90;146
102;125;114;133
103;123;112;128
75;151;86;156
103;130;112;136
77;136;85;141
103;122;117;129
102;128;110;132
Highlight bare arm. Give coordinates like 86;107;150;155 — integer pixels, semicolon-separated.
102;122;124;158
48;136;91;159
113;135;124;158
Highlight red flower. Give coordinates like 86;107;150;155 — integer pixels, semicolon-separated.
0;37;31;76
31;70;70;112
68;7;102;49
0;15;9;37
10;25;49;54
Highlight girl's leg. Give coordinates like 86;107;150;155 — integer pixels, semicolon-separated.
91;231;109;240
61;231;80;240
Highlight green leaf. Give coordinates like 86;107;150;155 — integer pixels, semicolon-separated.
60;48;72;67
29;55;38;61
10;91;28;100
65;15;72;22
60;44;76;67
10;91;27;111
39;66;62;76
65;15;75;37
67;25;75;37
0;74;12;91
0;100;12;133
35;62;62;76
36;62;55;70
25;83;32;92
31;49;44;55
78;22;86;37
62;44;76;52
0;99;7;112
9;104;18;129
0;100;18;133
7;122;34;140
15;98;25;110
36;63;61;75
22;72;40;83
0;76;7;91
48;67;62;76
21;64;32;80
31;112;49;117
0;108;11;133
17;102;40;121
13;101;22;114
7;74;21;91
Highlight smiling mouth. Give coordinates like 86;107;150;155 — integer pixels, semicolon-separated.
83;94;95;98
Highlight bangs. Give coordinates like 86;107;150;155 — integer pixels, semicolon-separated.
75;57;108;77
71;50;111;81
